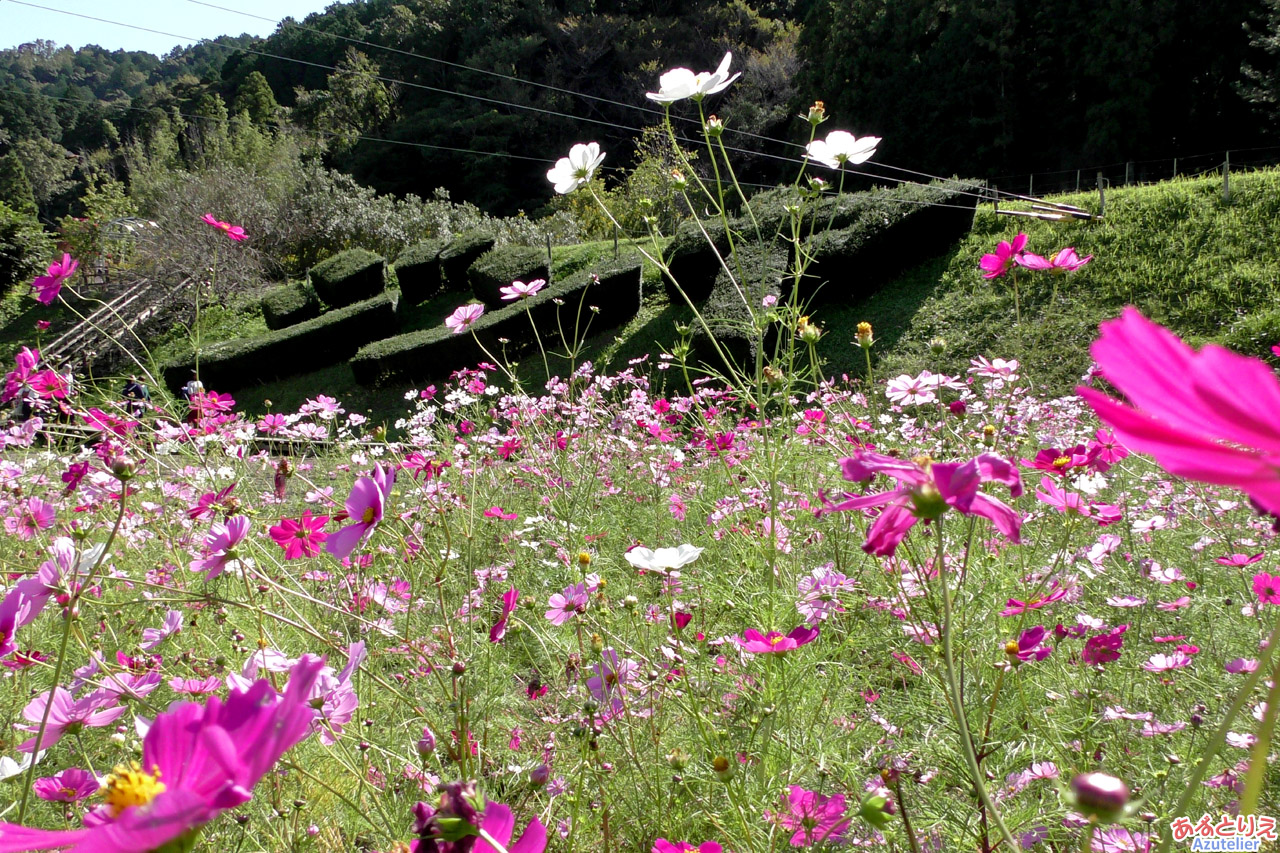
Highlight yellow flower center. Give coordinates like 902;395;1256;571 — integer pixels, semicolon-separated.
769;634;785;646
100;762;166;816
1053;456;1071;469
1004;640;1021;655
362;506;377;524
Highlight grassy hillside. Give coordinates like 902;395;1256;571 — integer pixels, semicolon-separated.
824;168;1280;392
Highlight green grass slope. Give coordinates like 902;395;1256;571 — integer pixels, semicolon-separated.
822;168;1280;393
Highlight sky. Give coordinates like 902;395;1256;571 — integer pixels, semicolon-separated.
0;0;341;56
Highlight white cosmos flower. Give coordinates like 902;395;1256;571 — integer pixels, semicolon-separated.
805;130;881;169
625;544;704;574
645;52;741;104
546;142;606;194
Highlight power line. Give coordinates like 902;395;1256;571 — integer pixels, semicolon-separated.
6;0;1037;212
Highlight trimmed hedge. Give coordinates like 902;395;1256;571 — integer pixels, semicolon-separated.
662;180;980;305
692;242;787;370
164;292;398;392
469;245;551;308
437;232;495;292
309;249;386;308
792;180;980;305
352;256;643;387
260;281;321;330
394;239;448;306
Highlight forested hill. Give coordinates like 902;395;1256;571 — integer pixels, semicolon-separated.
2;0;1278;218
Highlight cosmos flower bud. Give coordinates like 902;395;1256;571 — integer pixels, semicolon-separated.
797;316;822;344
1069;772;1130;823
856;321;874;348
671;169;688;191
110;457;137;482
416;727;437;759
929;336;947;355
712;755;732;781
803;100;827;125
529;763;551;787
705;115;724;137
667;747;690;770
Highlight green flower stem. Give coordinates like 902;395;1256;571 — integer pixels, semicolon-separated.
1238;618;1280;813
934;522;1019;853
1158;616;1280;853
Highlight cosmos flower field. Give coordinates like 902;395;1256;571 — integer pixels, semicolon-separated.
2;51;1279;853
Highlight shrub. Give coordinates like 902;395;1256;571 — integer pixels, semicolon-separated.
792;180;980;306
0;201;53;295
437;232;495;292
393;238;449;306
163;292;398;391
308;248;386;308
693;242;787;370
260;281;321;330
468;245;551;308
352;257;642;386
664;218;731;303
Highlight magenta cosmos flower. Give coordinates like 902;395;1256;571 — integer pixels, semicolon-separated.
979;233;1027;279
1253;572;1280;605
500;278;547;300
819;450;1024;557
1079;308;1280;517
270;511;329;560
32;768;99;802
201;213;248;241
766;785;850;847
0;657;323;853
445;303;485;334
4;496;56;540
545;583;589;625
735;625;819;654
410;782;546;853
326;464;394;561
654;842;722;853
30;254;78;305
1018;246;1092;273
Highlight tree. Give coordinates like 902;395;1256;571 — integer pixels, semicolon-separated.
0;200;53;294
233;71;280;127
1242;0;1280;127
0;153;38;217
293;49;394;152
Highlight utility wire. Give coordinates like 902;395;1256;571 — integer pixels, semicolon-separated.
7;0;1038;211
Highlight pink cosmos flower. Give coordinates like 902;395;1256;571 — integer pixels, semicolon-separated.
445;303;485;334
1252;572;1280;605
1036;476;1091;517
820;450;1023;557
169;675;223;696
270;511;330;560
735;625;819;654
483;506;518;520
1218;552;1264;566
654;842;722;853
979;233;1028;279
326;465;394;562
140;609;184;651
190;515;251;580
32;768;99;802
30;254;78;305
1017;246;1092;274
489;585;519;643
4;497;55;540
1226;658;1259;674
1079;308;1280;517
0;657;322;852
201;212;248;241
17;688;126;752
500;278;547;300
767;785;850;846
545;583;589;625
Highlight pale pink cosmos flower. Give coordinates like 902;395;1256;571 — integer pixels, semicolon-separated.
326;465;394;561
1079;308;1280;517
140;609;184;651
191;515;251;580
1226;658;1259;673
17;688;126;752
30;254;78;305
4;496;55;540
819;450;1023;557
445;303;485;334
1143;652;1191;672
500;278;547;300
545;584;588;625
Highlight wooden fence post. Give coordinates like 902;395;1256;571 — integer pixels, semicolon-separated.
1223;151;1231;202
1097;172;1106;217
